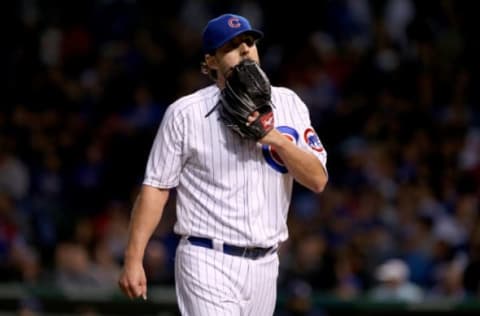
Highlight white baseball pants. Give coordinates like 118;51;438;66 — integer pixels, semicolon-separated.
174;238;279;316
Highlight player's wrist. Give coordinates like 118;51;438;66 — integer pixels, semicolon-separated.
124;249;144;264
258;128;285;146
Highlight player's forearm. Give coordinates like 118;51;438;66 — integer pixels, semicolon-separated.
124;185;170;263
268;130;327;193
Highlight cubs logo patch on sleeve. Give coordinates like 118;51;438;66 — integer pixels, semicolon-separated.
304;127;323;152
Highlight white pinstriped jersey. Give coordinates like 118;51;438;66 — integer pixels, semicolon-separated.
143;84;327;248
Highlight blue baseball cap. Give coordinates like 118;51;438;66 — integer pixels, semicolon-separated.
202;14;263;54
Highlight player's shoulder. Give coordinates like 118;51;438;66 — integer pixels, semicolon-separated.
164;85;219;117
271;86;305;106
272;86;302;100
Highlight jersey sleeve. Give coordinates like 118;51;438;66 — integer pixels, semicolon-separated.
143;105;185;188
290;92;328;176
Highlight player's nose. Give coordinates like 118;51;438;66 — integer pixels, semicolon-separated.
239;42;251;56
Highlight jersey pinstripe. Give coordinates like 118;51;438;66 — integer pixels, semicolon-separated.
143;84;327;248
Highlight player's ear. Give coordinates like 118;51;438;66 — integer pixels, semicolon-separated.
201;55;218;81
205;54;218;70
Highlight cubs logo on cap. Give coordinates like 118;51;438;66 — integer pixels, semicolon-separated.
202;14;263;54
228;17;241;28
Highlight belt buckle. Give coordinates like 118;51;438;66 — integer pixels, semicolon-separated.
247;247;259;259
253;248;259;259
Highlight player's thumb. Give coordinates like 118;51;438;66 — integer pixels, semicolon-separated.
133;273;147;300
247;111;259;125
141;284;147;300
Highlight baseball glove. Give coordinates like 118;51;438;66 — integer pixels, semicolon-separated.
218;59;274;140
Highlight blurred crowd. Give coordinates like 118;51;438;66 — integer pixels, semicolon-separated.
2;0;480;314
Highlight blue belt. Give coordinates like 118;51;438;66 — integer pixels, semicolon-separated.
187;236;275;260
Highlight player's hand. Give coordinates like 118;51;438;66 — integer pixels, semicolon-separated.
118;260;148;300
246;111;260;125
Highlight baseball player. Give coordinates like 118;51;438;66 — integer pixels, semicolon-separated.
118;13;328;316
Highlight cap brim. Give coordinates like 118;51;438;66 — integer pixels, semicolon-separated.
206;29;263;54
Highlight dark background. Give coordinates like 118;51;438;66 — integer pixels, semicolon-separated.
1;0;480;315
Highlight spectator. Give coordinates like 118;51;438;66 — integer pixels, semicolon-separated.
369;258;424;302
1;1;479;313
0;137;30;200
